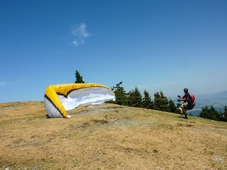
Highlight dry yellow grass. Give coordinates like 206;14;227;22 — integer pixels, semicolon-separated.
0;101;227;170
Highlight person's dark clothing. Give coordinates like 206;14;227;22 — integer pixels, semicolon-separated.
183;92;193;109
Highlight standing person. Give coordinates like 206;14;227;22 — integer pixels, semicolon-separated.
178;88;192;119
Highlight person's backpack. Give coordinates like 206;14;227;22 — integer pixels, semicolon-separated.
190;94;195;106
187;94;195;110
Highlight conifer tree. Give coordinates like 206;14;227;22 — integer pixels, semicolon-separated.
168;99;177;113
112;81;128;105
128;87;142;107
75;70;85;83
199;105;220;120
220;106;227;122
141;90;153;109
153;91;168;111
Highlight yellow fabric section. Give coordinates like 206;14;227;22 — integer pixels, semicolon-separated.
45;85;68;118
54;83;111;96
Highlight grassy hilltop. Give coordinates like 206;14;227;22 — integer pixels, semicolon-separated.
0;101;227;170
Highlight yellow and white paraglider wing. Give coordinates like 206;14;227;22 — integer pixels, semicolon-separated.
44;83;115;118
44;85;68;118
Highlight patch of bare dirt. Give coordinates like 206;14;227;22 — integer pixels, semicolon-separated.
0;101;227;170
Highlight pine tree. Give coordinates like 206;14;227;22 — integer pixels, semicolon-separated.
75;70;85;83
224;106;227;121
220;106;227;122
128;87;142;107
199;105;220;120
141;90;153;109
153;91;168;111
112;81;128;105
168;99;177;113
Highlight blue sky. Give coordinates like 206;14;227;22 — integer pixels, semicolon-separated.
0;0;227;103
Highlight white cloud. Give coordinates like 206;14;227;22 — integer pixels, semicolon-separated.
0;79;27;87
72;40;79;47
0;82;8;87
72;23;91;47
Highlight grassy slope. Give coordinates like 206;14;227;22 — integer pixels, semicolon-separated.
0;101;226;170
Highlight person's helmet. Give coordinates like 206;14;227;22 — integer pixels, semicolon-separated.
184;88;188;93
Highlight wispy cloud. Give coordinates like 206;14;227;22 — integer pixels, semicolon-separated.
72;23;91;47
0;78;27;87
0;82;9;87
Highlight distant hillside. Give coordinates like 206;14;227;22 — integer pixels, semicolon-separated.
196;90;227;101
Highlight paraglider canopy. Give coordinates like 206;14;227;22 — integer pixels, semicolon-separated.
44;83;115;118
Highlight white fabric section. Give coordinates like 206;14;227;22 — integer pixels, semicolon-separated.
44;97;63;118
59;87;115;111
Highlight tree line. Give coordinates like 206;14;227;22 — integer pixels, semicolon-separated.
74;70;227;122
111;81;178;113
200;105;227;122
